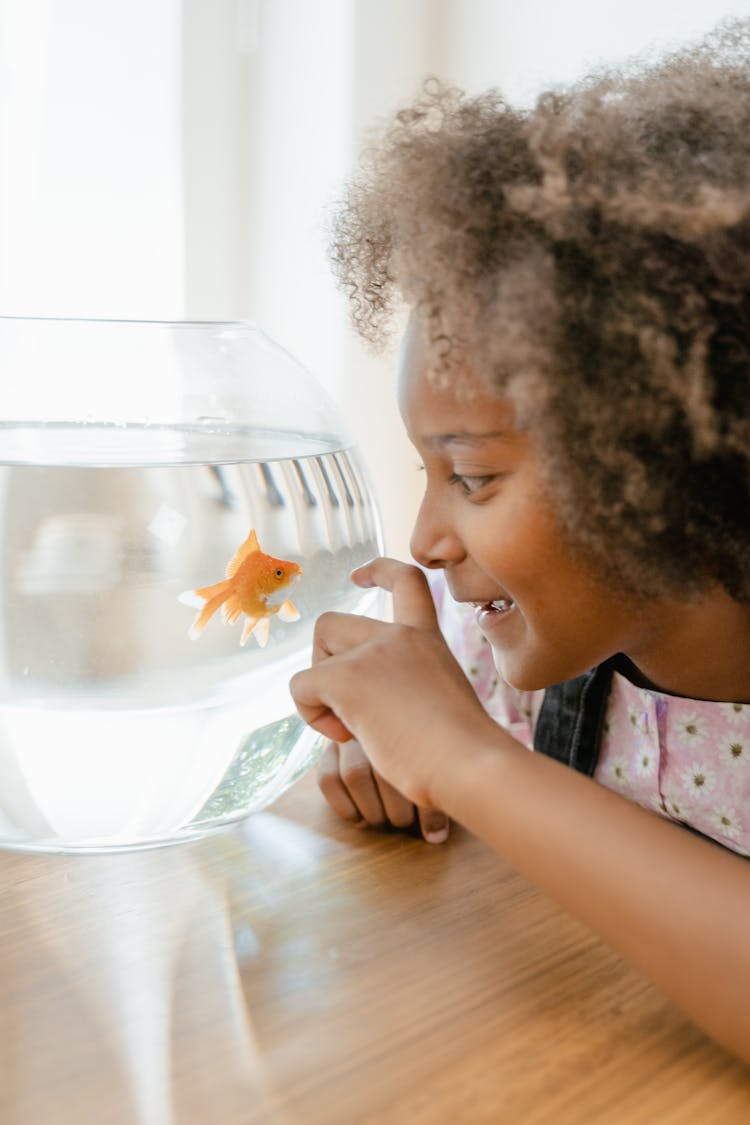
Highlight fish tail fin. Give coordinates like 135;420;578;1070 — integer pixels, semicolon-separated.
194;577;233;601
177;590;204;610
187;583;233;640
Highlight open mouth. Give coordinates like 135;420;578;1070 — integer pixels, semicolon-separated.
471;597;516;621
482;598;515;614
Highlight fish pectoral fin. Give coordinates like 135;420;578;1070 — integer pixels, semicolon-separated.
277;599;300;623
225;528;261;578
239;615;267;647
222;595;245;625
251;617;270;648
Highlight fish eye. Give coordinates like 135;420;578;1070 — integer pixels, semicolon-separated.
275;568;283;579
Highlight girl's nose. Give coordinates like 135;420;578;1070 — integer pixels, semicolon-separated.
410;494;463;570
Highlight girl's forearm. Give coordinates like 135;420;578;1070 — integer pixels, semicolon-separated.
435;733;750;1062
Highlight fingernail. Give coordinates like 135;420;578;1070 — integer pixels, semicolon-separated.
424;825;449;844
350;565;375;588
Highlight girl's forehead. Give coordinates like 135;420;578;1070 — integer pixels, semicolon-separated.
397;319;516;430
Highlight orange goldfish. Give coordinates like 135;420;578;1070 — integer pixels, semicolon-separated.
179;529;302;648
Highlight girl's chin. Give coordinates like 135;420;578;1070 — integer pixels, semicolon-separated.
485;640;520;687
476;607;557;691
486;641;551;695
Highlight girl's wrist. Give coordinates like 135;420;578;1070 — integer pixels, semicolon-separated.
429;720;520;827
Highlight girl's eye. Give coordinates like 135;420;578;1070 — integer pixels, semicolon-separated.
448;472;497;496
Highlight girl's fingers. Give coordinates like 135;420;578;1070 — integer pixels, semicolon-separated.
311;611;382;664
291;664;354;742
317;741;413;830
372;770;418;830
310;560;439;666
353;558;439;629
294;559;459;804
290;656;355;742
317;742;450;842
337;739;388;825
417;806;450;844
317;742;363;823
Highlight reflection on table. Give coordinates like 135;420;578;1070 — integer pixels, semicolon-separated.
0;773;749;1125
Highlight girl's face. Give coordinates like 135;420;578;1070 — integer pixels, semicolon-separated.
398;322;649;691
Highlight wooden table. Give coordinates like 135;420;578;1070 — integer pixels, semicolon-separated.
1;772;749;1125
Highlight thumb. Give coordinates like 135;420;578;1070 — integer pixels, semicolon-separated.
417;806;450;845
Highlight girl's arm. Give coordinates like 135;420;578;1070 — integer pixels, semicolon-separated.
290;558;750;1063
441;727;750;1063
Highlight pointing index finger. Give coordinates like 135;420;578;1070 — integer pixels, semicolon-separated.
352;558;439;629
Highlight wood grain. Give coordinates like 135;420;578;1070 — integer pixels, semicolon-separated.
0;772;748;1124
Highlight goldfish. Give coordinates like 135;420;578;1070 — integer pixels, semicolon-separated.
179;529;302;648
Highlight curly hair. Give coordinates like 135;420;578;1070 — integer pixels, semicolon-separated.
329;19;750;602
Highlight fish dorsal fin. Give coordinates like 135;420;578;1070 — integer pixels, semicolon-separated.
225;529;261;578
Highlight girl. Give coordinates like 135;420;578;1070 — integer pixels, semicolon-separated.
290;21;750;1061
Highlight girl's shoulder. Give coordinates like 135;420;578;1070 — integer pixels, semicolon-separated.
599;672;750;857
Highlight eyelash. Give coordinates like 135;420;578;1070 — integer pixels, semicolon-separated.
415;463;499;497
448;472;497;496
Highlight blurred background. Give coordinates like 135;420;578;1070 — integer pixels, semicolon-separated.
0;0;748;557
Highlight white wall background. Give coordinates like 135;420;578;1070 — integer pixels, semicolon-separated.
0;0;747;556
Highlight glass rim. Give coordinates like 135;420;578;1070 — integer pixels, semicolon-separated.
0;314;259;330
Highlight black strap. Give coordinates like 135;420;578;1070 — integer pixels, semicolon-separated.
533;660;616;776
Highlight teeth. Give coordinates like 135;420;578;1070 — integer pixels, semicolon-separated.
469;598;515;612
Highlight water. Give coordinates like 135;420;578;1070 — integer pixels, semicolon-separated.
0;424;382;851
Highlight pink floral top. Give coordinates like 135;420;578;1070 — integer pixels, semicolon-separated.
432;577;750;858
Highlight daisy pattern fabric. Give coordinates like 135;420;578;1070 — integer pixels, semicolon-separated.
429;574;750;858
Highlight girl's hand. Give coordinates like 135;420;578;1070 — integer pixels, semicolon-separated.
317;739;451;843
290;557;499;813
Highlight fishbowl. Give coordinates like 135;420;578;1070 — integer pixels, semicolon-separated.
0;317;383;852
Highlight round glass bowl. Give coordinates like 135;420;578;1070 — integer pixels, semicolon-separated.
0;317;383;852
